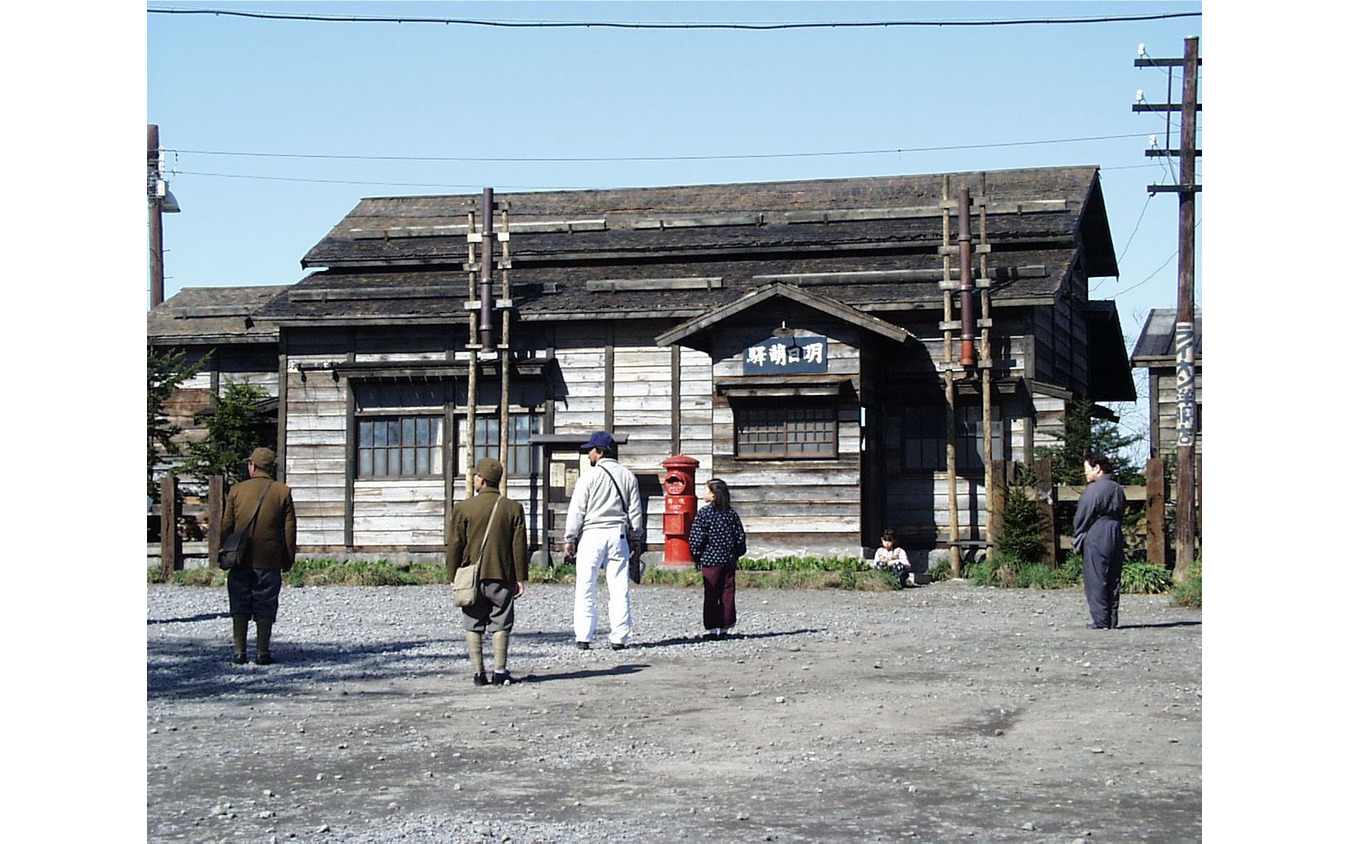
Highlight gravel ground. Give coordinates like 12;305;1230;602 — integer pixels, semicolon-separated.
148;579;1202;843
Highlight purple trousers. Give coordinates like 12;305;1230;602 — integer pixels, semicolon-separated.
700;564;737;630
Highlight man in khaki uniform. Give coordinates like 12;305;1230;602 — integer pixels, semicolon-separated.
446;458;529;686
220;447;296;665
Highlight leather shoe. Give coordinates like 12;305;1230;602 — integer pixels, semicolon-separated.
491;670;516;685
231;652;248;665
255;653;276;665
473;672;488;686
609;642;627;650
576;641;590;650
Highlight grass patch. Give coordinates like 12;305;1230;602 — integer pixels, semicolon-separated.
149;555;909;592
1171;558;1202;608
1120;561;1173;595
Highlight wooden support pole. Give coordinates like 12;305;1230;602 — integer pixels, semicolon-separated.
1034;458;1056;566
988;459;1007;555
207;475;224;568
940;176;961;577
1146;457;1167;567
1173;36;1200;580
160;475;180;577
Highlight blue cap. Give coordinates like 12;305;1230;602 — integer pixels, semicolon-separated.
581;430;616;452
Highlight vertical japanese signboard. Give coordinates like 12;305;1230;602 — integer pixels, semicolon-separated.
1175;321;1195;447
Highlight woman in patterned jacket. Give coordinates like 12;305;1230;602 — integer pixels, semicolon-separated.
687;478;747;640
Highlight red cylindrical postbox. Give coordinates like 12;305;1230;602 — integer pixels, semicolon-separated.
661;454;700;568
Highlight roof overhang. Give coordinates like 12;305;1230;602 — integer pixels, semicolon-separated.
654;283;917;353
1083;300;1137;402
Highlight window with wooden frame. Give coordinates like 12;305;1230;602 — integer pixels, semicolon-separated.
901;404;1003;471
458;412;543;476
353;381;448;479
735;400;838;458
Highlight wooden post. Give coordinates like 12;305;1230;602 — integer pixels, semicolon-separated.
988;460;1007;556
1146;458;1167;567
159;475;180;577
148;125;165;308
207;475;225;568
1033;458;1056;566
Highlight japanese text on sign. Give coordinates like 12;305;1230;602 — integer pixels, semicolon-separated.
743;336;828;374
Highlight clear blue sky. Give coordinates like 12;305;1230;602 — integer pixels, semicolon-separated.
10;4;1339;835
147;1;1201;333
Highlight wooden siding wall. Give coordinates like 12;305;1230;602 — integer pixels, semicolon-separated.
551;324;683;546
1148;368;1204;457
286;351;350;550
873;318;1039;548
1034;297;1090;397
350;349;448;548
286;327;559;553
704;318;864;557
274;305;1087;559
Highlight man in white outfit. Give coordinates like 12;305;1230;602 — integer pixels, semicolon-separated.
564;431;645;650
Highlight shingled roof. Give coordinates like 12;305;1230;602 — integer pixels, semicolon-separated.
1131;308;1203;365
148;285;289;344
257;166;1115;325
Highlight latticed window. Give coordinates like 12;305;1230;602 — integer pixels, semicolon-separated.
460;413;543;475
902;404;1003;471
358;416;444;478
353;380;448;479
736;402;838;458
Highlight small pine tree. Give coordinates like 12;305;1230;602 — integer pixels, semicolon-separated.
148;348;207;501
1036;398;1145;485
993;464;1048;566
179;380;275;485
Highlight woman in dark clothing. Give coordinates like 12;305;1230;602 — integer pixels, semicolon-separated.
1073;451;1128;629
687;478;747;640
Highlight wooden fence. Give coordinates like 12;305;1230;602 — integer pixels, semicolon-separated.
155;461;1199;572
990;457;1199;569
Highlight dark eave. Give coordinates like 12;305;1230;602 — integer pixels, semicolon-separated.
1131;307;1203;366
655;283;917;353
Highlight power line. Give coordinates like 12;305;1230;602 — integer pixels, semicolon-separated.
166;131;1165;165
1117;194;1155;261
149;8;1201;30
175;169;542;191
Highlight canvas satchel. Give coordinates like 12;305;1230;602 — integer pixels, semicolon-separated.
219;481;273;571
452;497;503;608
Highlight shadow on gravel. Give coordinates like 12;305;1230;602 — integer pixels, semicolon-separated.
1117;620;1202;630
633;627;824;648
522;663;650;683
148;611;231;625
147;636;460;701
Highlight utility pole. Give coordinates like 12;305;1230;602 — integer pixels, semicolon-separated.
148;124;165;308
1135;36;1201;578
147;124;180;309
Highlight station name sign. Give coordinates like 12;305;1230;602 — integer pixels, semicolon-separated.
743;334;828;374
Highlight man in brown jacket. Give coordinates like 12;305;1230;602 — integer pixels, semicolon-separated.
220;447;297;665
446;457;528;686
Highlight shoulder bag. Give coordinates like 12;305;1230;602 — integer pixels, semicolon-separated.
219;481;273;571
597;465;645;584
453;497;503;608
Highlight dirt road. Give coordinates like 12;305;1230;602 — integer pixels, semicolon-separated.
147;580;1201;842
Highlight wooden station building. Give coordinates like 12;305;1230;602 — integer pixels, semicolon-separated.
149;166;1135;569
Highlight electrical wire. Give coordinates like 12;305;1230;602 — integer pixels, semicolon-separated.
166;132;1163;165
174;169;555;191
1116;194;1155;262
148;8;1202;30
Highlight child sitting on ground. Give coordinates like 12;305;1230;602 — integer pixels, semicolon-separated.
871;528;913;586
